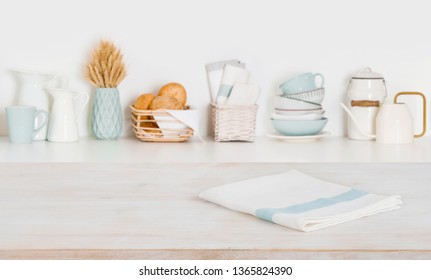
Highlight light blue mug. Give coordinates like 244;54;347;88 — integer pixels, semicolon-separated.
5;106;48;144
280;72;325;95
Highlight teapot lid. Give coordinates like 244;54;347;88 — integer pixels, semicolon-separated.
352;67;383;79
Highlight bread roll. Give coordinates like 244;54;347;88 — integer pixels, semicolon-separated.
142;121;160;134
149;96;183;110
133;93;155;110
132;93;159;131
158;82;187;106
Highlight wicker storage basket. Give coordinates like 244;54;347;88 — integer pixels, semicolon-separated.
130;106;193;142
212;103;258;142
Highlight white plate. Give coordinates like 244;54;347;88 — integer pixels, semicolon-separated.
266;131;331;143
274;95;322;110
271;112;324;121
274;108;325;115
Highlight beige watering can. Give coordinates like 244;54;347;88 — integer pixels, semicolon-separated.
341;92;426;144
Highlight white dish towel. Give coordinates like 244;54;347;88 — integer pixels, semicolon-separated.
199;170;402;232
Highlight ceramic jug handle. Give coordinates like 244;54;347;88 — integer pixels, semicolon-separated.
32;110;49;139
314;73;325;88
74;92;90;121
48;74;69;89
394;92;427;138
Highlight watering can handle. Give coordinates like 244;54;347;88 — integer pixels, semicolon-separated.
340;103;376;139
394;92;427;138
74;92;90;121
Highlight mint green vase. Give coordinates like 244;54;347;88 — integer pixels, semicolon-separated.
92;88;123;140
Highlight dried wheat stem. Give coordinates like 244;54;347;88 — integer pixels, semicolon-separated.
86;65;98;87
85;40;126;88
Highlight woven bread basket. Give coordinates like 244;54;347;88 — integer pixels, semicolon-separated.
130;106;193;142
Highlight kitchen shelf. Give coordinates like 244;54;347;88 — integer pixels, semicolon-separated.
1;136;431;163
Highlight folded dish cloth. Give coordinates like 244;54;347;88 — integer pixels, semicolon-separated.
152;108;204;142
198;170;402;232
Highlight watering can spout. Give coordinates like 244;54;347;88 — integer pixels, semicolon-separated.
340;103;376;139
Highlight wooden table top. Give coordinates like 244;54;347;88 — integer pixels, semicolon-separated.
0;163;430;259
2;136;431;163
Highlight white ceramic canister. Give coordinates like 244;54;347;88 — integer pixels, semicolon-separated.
346;67;387;140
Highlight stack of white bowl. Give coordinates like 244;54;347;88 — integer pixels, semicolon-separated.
271;73;328;136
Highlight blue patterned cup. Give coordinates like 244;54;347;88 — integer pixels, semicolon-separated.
280;73;325;95
5;106;48;144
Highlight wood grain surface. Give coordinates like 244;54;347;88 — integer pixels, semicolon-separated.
0;163;430;259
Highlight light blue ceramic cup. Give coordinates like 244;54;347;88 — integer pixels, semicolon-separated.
6;106;48;144
280;72;325;96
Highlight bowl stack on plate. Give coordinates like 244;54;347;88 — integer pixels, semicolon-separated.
271;73;328;136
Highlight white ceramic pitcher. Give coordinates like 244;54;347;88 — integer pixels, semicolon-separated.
341;92;426;144
12;69;69;140
46;88;89;143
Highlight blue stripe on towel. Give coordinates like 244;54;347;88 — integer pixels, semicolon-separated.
255;189;368;223
217;84;233;97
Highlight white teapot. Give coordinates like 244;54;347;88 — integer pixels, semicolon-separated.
341;92;426;144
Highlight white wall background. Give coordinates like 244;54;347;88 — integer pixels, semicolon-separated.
0;0;430;137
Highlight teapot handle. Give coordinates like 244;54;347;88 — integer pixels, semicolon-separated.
394;92;427;138
74;92;90;121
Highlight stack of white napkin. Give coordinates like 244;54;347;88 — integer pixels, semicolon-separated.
199;170;402;232
206;60;260;106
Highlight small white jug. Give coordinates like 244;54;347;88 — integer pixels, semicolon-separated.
46;88;89;143
341;92;426;144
